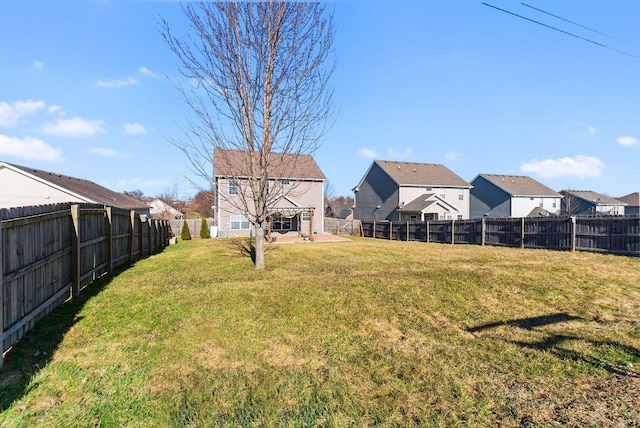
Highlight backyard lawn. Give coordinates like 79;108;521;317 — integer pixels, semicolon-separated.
1;237;639;426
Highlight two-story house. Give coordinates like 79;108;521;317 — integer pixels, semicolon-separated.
353;160;472;221
469;174;562;218
213;148;326;237
560;190;626;216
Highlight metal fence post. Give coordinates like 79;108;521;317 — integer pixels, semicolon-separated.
521;217;525;249
451;219;455;245
571;216;576;252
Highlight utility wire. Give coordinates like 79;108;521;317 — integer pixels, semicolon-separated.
521;3;619;40
482;3;637;58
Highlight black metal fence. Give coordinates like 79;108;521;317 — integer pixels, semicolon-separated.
362;216;640;257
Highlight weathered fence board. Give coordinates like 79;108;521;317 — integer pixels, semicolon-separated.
362;216;640;258
1;203;169;367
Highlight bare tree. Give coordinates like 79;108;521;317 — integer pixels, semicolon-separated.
161;3;334;269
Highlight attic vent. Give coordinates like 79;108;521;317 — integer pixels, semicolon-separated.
413;168;416;172
397;165;401;169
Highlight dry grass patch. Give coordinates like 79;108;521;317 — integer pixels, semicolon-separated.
0;238;638;426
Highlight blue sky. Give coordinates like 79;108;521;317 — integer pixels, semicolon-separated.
1;1;638;199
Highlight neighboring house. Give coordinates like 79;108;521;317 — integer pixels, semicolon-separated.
213;148;326;237
148;199;185;220
469;174;562;219
0;161;151;215
618;192;640;216
560;190;626;216
353;160;472;221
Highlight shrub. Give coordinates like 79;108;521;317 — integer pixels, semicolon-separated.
200;218;211;239
180;220;192;241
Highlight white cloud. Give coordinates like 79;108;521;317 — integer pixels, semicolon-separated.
0;134;63;161
89;147;132;158
138;66;157;78
40;117;105;137
444;151;461;161
97;77;138;88
386;147;413;159
29;61;44;71
587;125;597;135
358;148;378;159
122;122;147;135
617;136;639;147
0;100;46;127
47;105;64;115
521;155;604;178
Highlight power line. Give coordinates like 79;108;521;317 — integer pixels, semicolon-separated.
481;2;637;59
521;3;619;40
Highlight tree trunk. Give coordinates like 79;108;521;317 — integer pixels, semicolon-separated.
254;223;265;269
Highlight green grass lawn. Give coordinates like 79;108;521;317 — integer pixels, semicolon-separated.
1;238;639;427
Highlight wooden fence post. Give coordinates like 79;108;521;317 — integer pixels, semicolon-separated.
521;217;525;249
0;219;4;368
481;217;486;246
128;210;135;262
406;221;409;242
71;205;81;299
106;207;113;274
426;220;430;243
571;216;576;252
373;221;376;239
389;222;392;240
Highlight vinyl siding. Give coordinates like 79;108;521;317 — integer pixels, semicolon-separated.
353;163;399;221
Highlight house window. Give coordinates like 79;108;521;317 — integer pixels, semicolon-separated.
552;201;557;208
230;214;250;230
539;198;544;208
458;189;464;200
302;212;310;221
266;180;270;195
425;186;432;192
272;214;291;230
409;215;417;222
439;188;445;199
530;197;534;201
229;179;239;195
280;179;290;185
457;215;463;220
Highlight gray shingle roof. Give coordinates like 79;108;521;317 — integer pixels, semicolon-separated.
376;160;470;187
7;163;150;210
213;148;326;180
399;193;435;211
618;192;640;206
477;174;560;197
560;190;626;206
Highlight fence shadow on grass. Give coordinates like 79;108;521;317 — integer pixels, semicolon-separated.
0;268;122;412
467;312;640;377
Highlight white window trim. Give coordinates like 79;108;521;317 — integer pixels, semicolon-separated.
230;214;250;230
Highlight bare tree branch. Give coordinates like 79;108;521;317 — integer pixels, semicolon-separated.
161;2;335;269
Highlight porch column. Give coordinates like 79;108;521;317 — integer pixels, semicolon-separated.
309;209;314;241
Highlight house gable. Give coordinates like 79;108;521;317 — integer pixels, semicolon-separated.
0;162;149;213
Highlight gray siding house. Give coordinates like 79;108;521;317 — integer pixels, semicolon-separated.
618;192;640;216
560;190;626;216
353;160;471;221
470;174;562;218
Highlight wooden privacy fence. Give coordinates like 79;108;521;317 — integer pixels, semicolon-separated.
324;217;362;237
1;203;170;367
362;216;640;257
169;218;215;238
